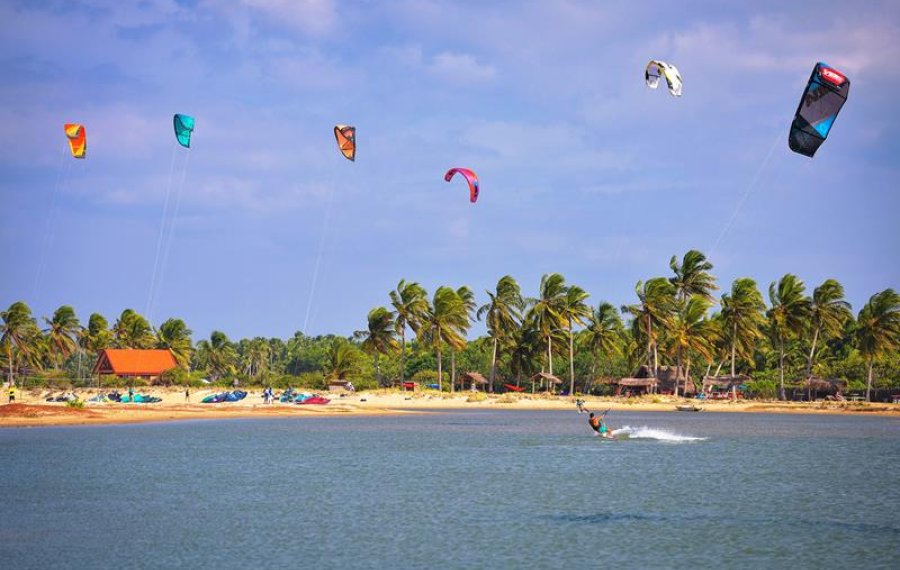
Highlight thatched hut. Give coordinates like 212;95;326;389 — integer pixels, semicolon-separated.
802;377;848;400
530;372;562;393
615;377;659;396
656;366;695;395
460;372;489;392
702;374;750;399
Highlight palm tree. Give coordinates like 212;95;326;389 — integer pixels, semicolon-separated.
323;337;361;380
1;301;44;383
720;278;766;377
356;307;398;386
805;279;852;382
526;273;567;376
156;318;193;369
670;250;718;303
477;276;524;392
621;278;675;375
855;289;900;402
43;305;81;371
389;280;429;385
450;286;476;392
767;274;811;400
81;313;111;355
559;284;591;395
668;297;716;397
509;323;542;388
580;302;624;393
420;287;467;391
112;309;156;349
195;331;237;381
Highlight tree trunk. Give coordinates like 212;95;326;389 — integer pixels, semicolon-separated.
450;349;456;393
674;347;682;398
547;335;553;376
7;344;12;384
400;328;406;384
645;316;653;372
714;360;724;377
489;337;498;393
568;317;575;396
778;340;786;401
437;347;443;391
805;326;820;379
865;359;874;402
731;323;737;377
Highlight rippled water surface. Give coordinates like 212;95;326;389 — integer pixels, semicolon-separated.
1;411;898;569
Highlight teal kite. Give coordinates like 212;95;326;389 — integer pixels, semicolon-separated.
173;114;195;148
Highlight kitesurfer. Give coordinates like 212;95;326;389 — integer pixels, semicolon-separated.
587;411;610;437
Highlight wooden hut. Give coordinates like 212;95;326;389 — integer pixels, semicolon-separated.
328;380;354;392
615;377;658;396
702;374;750;399
529;372;562;393
656;366;695;395
460;372;489;392
802;377;848;401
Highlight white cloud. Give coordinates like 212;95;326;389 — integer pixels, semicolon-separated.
238;0;337;36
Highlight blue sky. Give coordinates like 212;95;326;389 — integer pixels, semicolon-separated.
1;0;898;341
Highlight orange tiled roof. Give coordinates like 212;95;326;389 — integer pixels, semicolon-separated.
94;349;177;376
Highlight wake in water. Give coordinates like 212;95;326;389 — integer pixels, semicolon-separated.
611;425;706;442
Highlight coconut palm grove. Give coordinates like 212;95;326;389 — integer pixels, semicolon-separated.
3;249;897;401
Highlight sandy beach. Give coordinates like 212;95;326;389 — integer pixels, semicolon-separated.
2;387;898;427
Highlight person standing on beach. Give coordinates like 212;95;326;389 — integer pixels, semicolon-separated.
185;386;190;402
8;383;16;404
575;398;585;413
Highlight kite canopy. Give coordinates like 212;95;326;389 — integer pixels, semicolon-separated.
645;60;682;97
64;123;86;159
173;114;195;148
444;168;479;203
334;125;356;161
789;62;850;158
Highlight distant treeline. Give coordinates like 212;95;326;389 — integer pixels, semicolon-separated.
2;250;898;401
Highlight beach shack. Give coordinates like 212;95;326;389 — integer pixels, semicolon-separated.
93;349;177;384
328;380;354;392
702;374;750;399
614;377;659;396
800;377;848;401
529;372;562;394
460;372;489;392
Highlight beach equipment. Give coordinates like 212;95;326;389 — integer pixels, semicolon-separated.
297;396;330;405
334;125;356;161
503;383;526;393
644;60;682;97
173;114;195;148
676;404;702;412
789;62;850;157
444;168;480;203
63;123;87;158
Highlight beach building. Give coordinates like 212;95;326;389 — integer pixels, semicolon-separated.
702;375;750;399
530;372;562;393
93;349;177;383
328;380;353;392
460;372;489;392
613;365;695;396
798;377;848;401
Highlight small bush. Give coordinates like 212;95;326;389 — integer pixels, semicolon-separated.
66;399;84;409
466;392;487;402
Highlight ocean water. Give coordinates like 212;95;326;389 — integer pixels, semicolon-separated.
1;410;898;569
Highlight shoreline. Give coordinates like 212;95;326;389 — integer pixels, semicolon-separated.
2;388;898;427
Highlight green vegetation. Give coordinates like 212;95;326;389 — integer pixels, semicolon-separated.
2;250;898;401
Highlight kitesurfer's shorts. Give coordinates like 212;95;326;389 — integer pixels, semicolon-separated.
599;426;608;434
